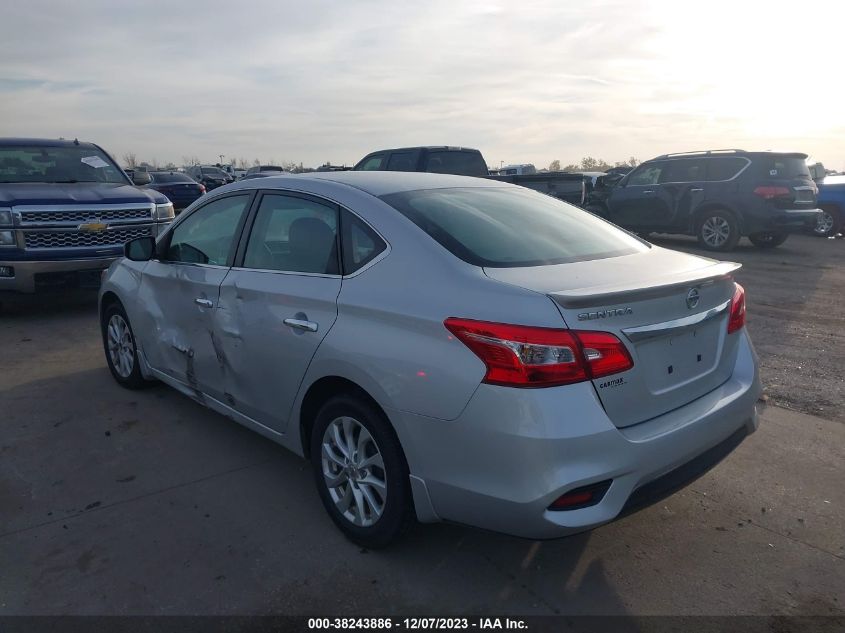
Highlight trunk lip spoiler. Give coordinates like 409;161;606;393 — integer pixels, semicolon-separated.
621;299;731;343
549;261;741;309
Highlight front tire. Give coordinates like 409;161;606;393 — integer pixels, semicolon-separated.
696;210;741;251
310;394;414;548
101;302;148;389
749;231;789;248
813;207;841;237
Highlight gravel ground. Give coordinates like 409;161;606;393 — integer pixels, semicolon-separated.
649;233;845;424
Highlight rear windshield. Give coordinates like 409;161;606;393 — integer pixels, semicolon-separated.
425;151;488;177
382;186;646;267
0;145;127;184
202;167;227;177
152;172;192;183
761;156;811;180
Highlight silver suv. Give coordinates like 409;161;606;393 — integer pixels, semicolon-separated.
100;172;761;547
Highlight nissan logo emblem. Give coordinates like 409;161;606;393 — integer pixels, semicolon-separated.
686;288;700;309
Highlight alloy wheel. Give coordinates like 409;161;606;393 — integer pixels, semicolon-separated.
321;416;388;527
701;216;731;248
815;210;835;236
107;314;135;378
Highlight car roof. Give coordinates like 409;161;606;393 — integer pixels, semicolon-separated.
650;149;808;161
0;137;99;149
223;170;503;197
365;146;481;154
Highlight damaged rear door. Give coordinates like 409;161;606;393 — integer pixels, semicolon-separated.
214;192;342;433
136;193;253;400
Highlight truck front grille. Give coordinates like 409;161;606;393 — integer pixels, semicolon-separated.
24;227;153;249
19;207;152;225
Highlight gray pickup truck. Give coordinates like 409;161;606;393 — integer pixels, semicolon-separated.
353;146;586;206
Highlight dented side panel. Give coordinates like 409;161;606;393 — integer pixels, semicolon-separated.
135;261;231;400
214;269;342;433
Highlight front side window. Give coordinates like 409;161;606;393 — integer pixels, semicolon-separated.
166;195;250;265
382;186;645;268
626;162;665;186
342;211;386;274
357;155;385;171
243;194;339;274
0;144;127;184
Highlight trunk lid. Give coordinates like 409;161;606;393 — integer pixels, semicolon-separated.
484;246;742;427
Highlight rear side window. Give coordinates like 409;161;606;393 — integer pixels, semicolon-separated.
243;194;339;274
387;152;416;171
626;162;665;186
341;211;386;274
660;159;707;183
425;151;488;177
760;156;811;179
706;157;747;181
357;155;385;171
382;187;645;268
152;172;192;183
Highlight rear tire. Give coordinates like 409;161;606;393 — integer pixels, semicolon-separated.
749;231;789;248
696;210;741;251
813;207;841;237
310;393;414;549
101;302;149;389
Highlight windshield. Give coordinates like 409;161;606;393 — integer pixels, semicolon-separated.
0;145;128;184
382;186;646;267
202;167;227;177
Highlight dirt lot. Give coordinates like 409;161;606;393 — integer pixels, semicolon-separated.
1;234;843;616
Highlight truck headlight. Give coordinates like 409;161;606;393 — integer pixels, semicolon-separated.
0;208;12;227
0;230;15;246
154;202;175;221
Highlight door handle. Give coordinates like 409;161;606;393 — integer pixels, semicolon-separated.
284;318;318;332
643;189;654;194
194;298;214;308
690;188;704;192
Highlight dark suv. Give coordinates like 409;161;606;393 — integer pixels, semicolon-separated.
586;150;821;250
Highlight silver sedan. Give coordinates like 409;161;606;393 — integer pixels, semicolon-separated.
100;172;761;547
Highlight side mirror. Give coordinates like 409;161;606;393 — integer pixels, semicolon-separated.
124;236;156;261
132;171;152;186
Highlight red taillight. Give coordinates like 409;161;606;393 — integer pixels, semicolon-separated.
753;185;790;200
727;283;746;334
444;318;633;388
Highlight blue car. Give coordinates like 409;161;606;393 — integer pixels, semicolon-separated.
814;174;845;237
0;137;174;294
146;171;206;212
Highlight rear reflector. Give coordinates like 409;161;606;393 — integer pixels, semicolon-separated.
549;480;612;511
727;283;746;334
444;318;633;388
753;185;791;199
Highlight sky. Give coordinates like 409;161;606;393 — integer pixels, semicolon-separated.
1;0;843;170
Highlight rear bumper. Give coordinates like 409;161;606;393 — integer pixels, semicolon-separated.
746;208;821;233
392;330;762;539
0;256;117;293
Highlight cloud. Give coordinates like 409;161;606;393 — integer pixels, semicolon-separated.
1;0;843;169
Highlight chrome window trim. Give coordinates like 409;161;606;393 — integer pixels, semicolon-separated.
232;187;392;279
625;156;752;187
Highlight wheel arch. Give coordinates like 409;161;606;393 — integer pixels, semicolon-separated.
99;290;123;323
299;375;393;460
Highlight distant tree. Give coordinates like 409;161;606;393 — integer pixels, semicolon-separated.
182;155;200;167
163;162;177;170
562;163;579;171
236;157;251;170
122;152;137;169
614;156;640;168
253;159;261;167
549;159;561;172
